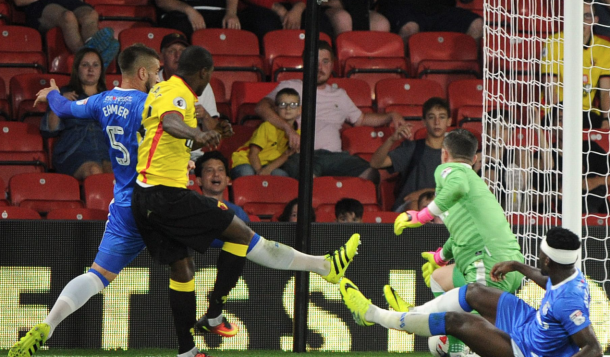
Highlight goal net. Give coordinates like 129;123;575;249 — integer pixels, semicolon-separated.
483;0;610;351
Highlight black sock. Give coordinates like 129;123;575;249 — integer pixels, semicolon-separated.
169;280;196;354
207;249;246;318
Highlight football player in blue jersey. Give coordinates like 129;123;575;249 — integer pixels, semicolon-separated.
11;45;361;357
341;227;602;357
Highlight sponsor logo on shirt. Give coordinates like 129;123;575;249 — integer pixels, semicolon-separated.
441;167;452;179
76;98;88;105
173;97;187;109
102;95;133;104
570;310;586;326
542;301;550;316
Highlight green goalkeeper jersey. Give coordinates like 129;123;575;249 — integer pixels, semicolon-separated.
433;162;523;274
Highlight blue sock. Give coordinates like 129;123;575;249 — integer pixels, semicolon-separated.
88;268;110;287
429;312;447;335
458;285;473;312
247;233;261;254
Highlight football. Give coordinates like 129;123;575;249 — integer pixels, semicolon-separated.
428;335;450;357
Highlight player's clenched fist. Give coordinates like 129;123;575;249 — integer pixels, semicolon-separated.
195;130;221;149
490;261;516;282
421;248;448;287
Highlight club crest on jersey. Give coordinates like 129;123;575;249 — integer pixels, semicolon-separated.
441;167;452;179
173;97;187;109
217;201;228;210
570;310;586;326
76;98;88;105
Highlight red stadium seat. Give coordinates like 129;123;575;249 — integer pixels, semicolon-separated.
86;0;150;6
0;3;11;25
486;31;542;77
408;32;480;96
248;214;261;222
232;176;298;219
263;30;332;76
327;78;373;113
583;214;610;227
106;73;122;88
9;74;70;121
508;213;561;226
193;29;264;103
0;122;48;185
583;129;610;153
9;173;83;213
83;173;115;211
376;78;444;114
47;208;109;220
312;176;379;213
0;25;42;52
0;26;46;94
362;211;400;223
208;77;230;119
118;27;182;53
448;79;484;124
96;5;156;39
314;209;336;223
0;176;7;206
46;27;73;74
0;206;41;219
187;174;202;194
512;0;562;35
0;77;9;120
341;126;393;161
217;125;256;164
229;81;278;124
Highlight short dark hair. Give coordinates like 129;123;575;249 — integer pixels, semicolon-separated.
546;227;581;251
422;97;450;118
194;151;229;177
177;46;213;75
278;198;316;222
335;198;363;219
318;40;334;60
118;43;160;75
276;88;300;104
443;129;478;161
417;191;435;210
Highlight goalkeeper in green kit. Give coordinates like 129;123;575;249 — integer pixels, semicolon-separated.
389;129;524;356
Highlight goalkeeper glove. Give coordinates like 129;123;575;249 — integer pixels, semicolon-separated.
394;208;435;235
421;247;448;287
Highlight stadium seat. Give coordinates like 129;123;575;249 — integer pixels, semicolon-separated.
0;77;9;120
86;0;150;6
456;0;483;16
583;214;610;227
376;78;444;115
248;214;261;222
192;29;264;100
0;206;41;219
0;2;10;25
96;5;156;39
119;27;182;53
106;73;122;88
336;31;409;100
232;176;298;219
312;176;379;213
508;213;561;226
314;209;336;223
327;78;373;113
47;208;108;220
229;81;278;124
341;126;394;161
408;32;480;96
362;211;399;223
83;173;115;211
583;129;610;153
378;176;398;211
0;176;7;206
217;125;256;163
486;31;542;77
448;79;484;124
512;0;562;35
46;27;73;74
0;122;47;185
263;29;333;76
208;77;230;119
486;79;537;123
187;174;202;194
9;73;70;122
0;25;46;94
9;172;83;213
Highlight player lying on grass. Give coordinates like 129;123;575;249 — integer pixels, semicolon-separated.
9;44;360;357
341;227;602;357
392;128;525;355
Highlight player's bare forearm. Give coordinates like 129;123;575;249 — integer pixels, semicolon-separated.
571;325;603;357
492;261;548;288
163;113;201;140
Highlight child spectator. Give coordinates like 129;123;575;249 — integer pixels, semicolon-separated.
231;88;300;179
277;198;316;222
335;198;363;223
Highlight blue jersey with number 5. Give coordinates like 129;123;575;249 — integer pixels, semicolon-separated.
48;88;147;207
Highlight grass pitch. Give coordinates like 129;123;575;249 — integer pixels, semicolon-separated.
1;349;431;356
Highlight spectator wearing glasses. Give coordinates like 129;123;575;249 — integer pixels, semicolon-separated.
231;88;300;179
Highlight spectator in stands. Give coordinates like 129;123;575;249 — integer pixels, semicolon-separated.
593;0;610;38
324;0;390;35
40;47;112;180
541;0;610;129
277;198;316;222
195;151;250;222
417;191;443;223
255;40;404;181
370;97;450;212
533;106;609;214
239;0;335;44
14;0;119;67
335;198;363;223
156;0;241;38
158;33;230;159
375;0;483;44
231;88;300;179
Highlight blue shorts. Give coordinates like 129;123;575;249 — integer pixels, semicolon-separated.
94;202;145;274
495;292;536;357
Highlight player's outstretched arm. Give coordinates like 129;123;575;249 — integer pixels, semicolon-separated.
33;78;60;106
163;113;221;150
571;325;603;357
491;261;548;288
